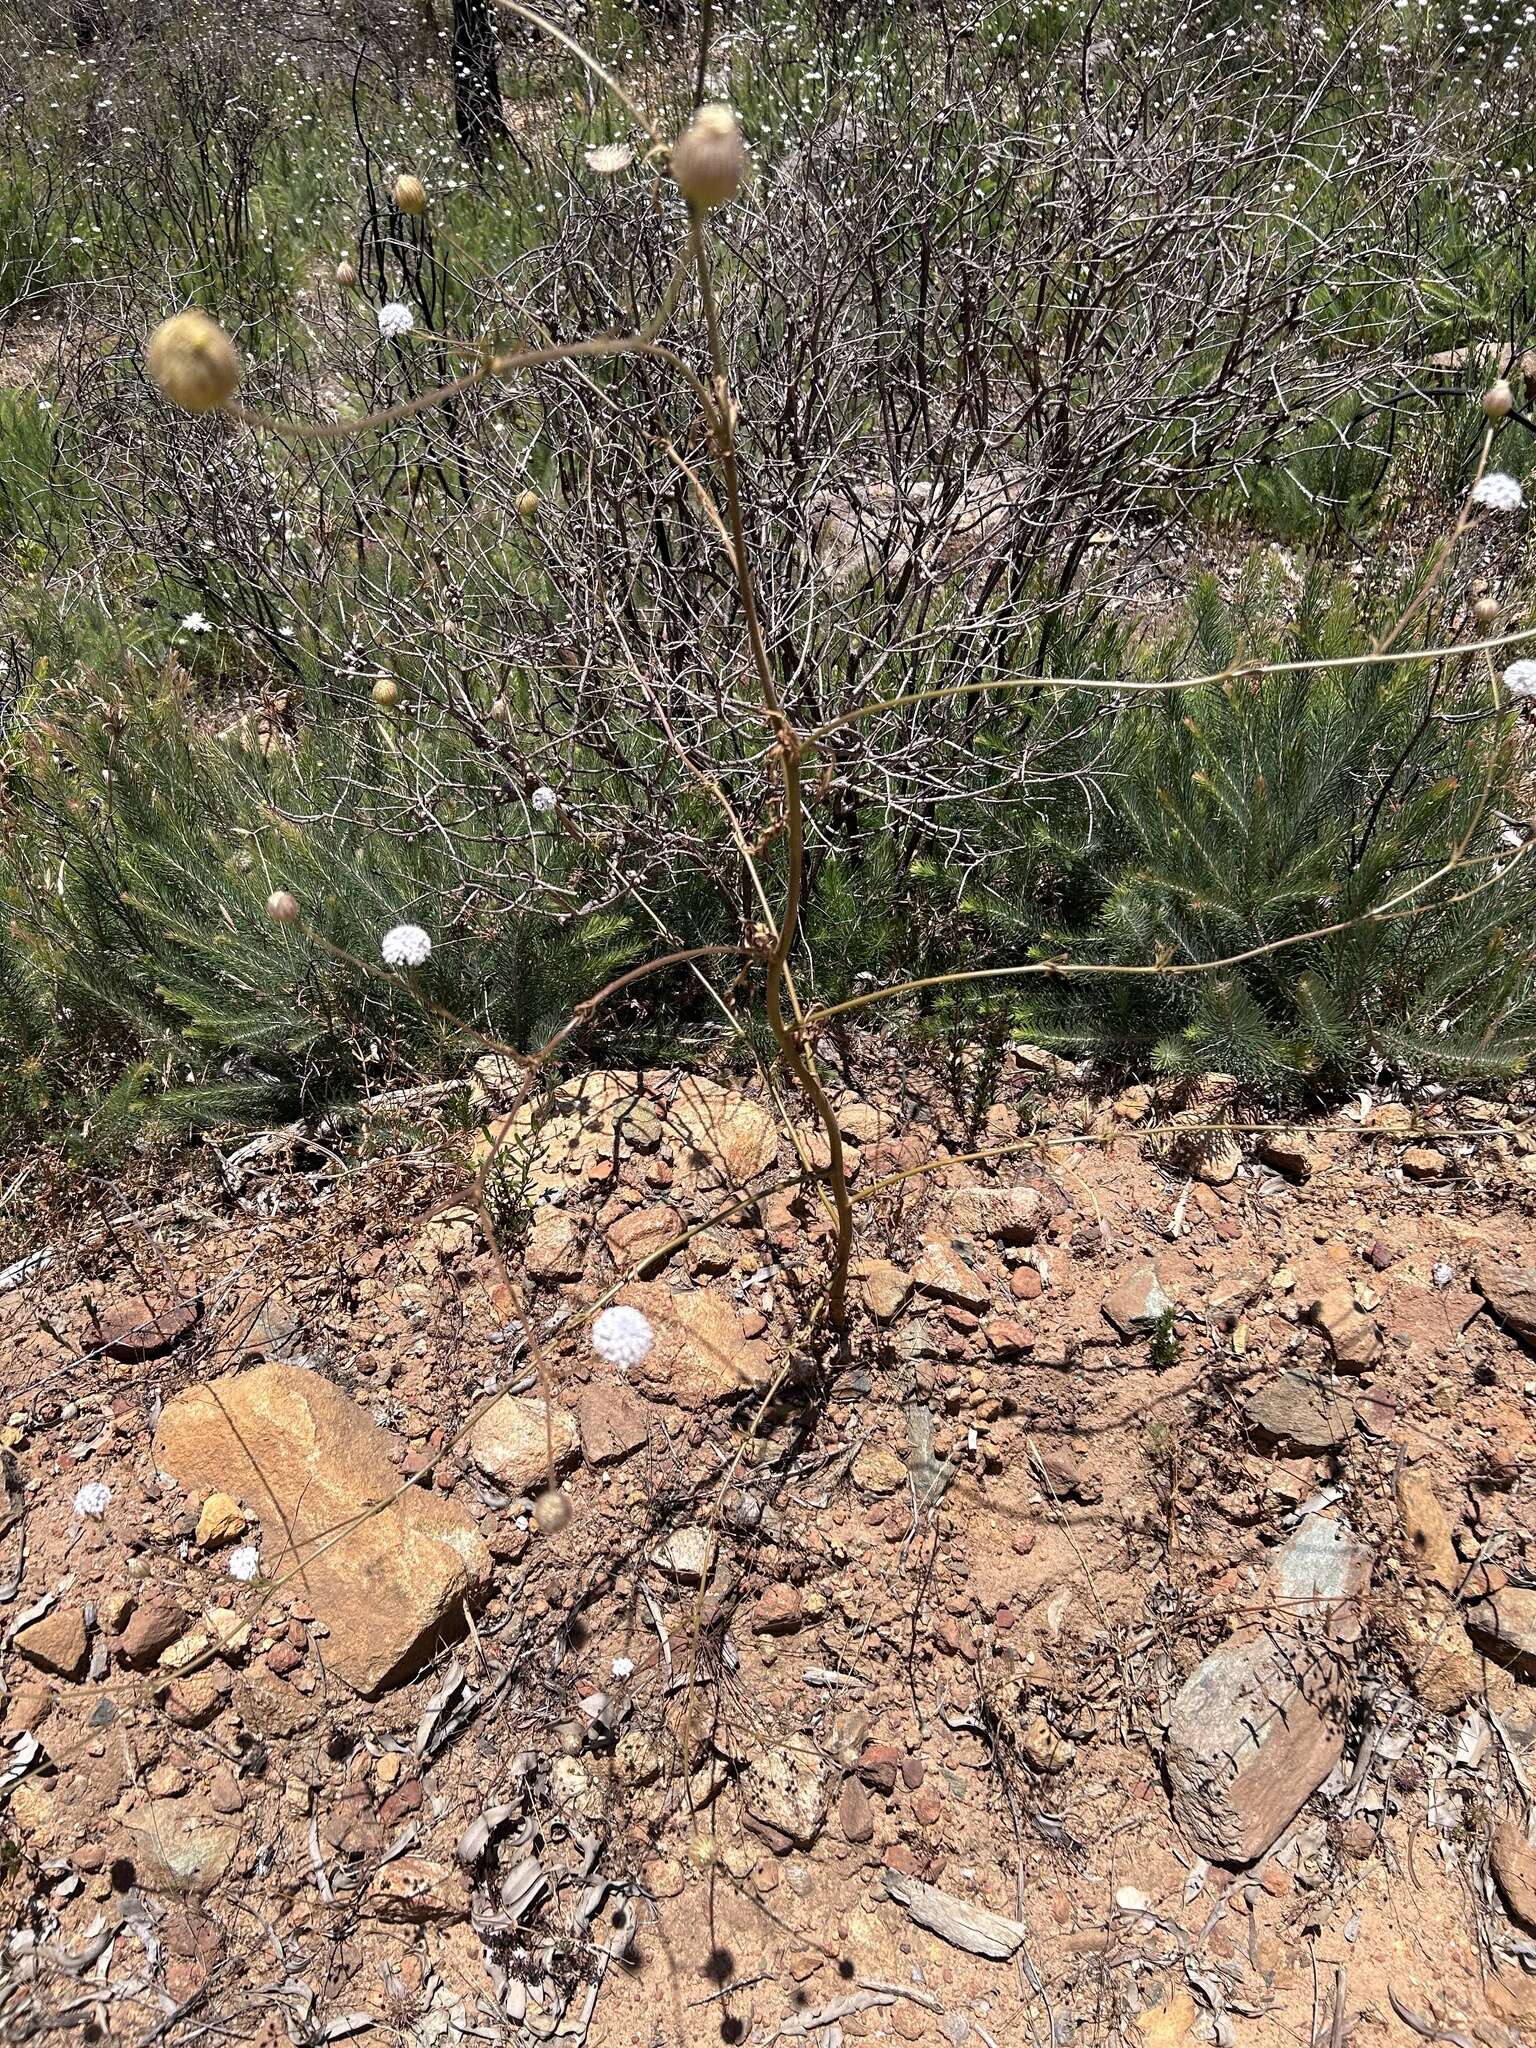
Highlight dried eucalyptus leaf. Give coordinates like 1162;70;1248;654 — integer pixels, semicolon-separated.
457;1802;517;1867
321;2013;376;2040
413;1659;467;1755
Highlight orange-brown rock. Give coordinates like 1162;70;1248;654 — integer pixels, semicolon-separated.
154;1363;490;1695
615;1283;775;1405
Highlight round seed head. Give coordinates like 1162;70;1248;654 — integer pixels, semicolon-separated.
516;488;540;522
146;310;240;413
393;173;427;216
670;103;746;210
1473;594;1499;626
1484;379;1515;420
372;677;401;707
534;1489;571;1534
335;258;358;288
266;889;300;924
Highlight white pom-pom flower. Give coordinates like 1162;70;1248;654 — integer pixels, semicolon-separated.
1471;471;1525;514
591;1304;655;1370
1503;658;1536;702
377;302;415;341
381;923;432;968
611;1655;635;1679
228;1545;260;1582
73;1481;112;1520
531;785;558;814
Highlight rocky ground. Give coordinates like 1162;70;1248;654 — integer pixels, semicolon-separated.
6;1048;1536;2048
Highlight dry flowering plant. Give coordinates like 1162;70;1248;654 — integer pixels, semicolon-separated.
142;11;1536;1549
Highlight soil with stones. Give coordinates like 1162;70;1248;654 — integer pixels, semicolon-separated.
5;1047;1536;2048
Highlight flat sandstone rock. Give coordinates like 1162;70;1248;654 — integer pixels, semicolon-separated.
617;1282;774;1404
467;1394;579;1495
154;1363;491;1696
1164;1629;1346;1864
1475;1261;1536;1346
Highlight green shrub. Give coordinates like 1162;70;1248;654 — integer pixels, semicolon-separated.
1043;565;1536;1085
1;685;659;1141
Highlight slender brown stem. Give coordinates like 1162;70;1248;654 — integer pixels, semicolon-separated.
805;621;1536;745
489;0;662;141
688;214;856;1326
804;839;1529;1029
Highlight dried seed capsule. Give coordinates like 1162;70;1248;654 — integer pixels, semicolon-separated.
393;173;427;216
146;311;240;413
1484;379;1514;419
670;103;746;210
533;1489;571;1534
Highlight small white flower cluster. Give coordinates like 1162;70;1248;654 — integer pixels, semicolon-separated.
1471;471;1525;514
377;302;415;341
381;923;432;968
611;1655;635;1679
591;1304;654;1370
1503;658;1536;703
73;1481;111;1520
228;1545;260;1582
531;785;558;814
180;611;211;634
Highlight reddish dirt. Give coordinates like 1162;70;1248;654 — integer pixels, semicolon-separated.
4;1053;1536;2047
